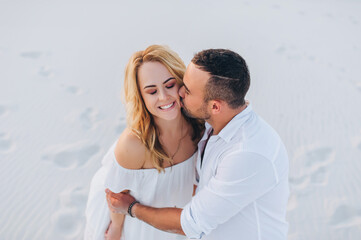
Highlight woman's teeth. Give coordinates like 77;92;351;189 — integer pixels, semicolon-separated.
159;102;174;110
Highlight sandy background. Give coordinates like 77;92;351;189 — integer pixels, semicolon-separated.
1;0;361;239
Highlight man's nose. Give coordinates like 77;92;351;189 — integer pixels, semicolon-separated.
179;86;185;98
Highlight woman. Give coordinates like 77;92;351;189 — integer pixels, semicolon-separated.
84;45;204;240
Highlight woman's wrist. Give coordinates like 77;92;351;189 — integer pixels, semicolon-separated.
109;221;122;230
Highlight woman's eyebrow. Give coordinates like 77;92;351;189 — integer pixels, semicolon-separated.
144;77;175;89
163;77;175;84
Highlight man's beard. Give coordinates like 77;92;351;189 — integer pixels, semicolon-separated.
181;98;211;120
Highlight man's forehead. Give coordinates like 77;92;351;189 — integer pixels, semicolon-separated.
186;62;199;76
185;63;209;86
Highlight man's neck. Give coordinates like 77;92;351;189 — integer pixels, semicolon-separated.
207;104;247;135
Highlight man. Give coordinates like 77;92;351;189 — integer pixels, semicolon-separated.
106;49;289;239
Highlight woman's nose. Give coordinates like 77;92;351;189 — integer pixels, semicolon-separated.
158;89;168;101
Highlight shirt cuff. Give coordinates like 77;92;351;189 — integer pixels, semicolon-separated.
181;202;204;239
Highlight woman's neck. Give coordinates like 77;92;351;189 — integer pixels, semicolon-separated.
154;115;186;138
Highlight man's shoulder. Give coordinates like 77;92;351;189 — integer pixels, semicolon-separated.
222;116;286;162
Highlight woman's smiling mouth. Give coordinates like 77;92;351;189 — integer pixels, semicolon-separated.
159;101;175;110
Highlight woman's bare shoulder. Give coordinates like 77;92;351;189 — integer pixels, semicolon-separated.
114;128;148;169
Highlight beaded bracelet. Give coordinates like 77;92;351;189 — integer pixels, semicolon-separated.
128;200;140;218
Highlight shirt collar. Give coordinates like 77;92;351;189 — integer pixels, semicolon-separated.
200;122;213;142
217;104;253;143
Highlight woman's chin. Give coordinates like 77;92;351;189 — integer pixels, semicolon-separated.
155;108;181;121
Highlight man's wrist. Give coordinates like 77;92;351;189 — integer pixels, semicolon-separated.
128;200;140;218
131;202;141;218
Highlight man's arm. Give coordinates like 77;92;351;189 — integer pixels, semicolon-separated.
105;189;185;235
133;204;185;235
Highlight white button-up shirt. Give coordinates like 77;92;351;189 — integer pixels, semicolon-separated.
181;105;289;240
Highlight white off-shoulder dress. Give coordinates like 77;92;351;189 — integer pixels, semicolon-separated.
84;140;196;240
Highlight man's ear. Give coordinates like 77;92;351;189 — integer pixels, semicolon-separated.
210;100;222;114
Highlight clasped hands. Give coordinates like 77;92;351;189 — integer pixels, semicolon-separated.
105;188;135;215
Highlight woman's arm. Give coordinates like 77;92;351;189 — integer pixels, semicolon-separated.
105;129;148;239
105;211;125;240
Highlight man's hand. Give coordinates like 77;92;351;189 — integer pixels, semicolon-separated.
106;188;185;235
105;188;135;215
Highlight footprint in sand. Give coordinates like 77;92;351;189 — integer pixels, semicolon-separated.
305;147;334;186
309;166;328;185
66;85;83;95
304;147;334;171
356;83;361;93
80;108;100;130
38;66;54;78
60;84;85;95
290;146;335;189
275;45;286;55
271;4;280;9
275;44;301;60
329;204;361;228
42;142;100;169
0;105;8;117
289;175;309;190
59;186;88;210
51;208;82;238
50;186;87;238
307;55;315;61
325;13;334;19
20;51;42;59
298;11;306;16
0;133;15;153
349;16;359;25
351;132;361;151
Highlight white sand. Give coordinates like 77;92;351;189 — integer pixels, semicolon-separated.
1;0;360;239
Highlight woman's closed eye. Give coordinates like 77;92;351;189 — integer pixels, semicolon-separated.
146;82;175;95
166;83;175;89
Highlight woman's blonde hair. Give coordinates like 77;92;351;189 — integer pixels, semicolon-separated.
124;45;203;172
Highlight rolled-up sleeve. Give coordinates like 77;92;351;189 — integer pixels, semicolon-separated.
181;151;278;239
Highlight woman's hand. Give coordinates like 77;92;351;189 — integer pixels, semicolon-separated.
104;221;123;240
105;189;135;215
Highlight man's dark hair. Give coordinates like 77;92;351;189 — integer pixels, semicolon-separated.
191;49;250;109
